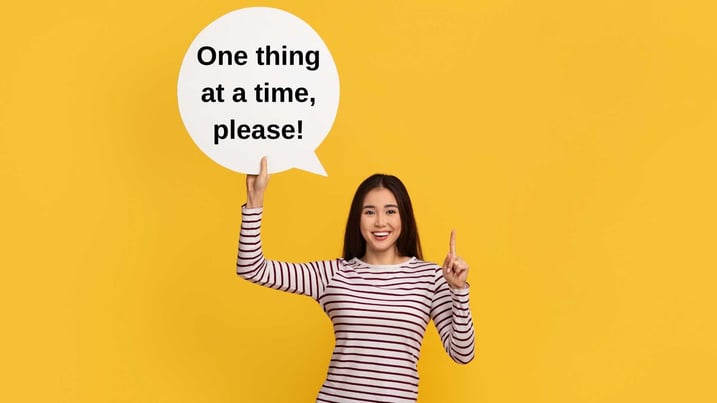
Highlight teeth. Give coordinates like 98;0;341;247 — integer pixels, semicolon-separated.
373;232;389;236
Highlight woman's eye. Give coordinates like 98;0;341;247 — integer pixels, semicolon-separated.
363;210;375;216
387;209;397;215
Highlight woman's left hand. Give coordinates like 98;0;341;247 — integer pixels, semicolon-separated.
442;229;470;289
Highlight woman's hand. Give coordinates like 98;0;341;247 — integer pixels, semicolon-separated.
442;229;470;289
246;156;269;208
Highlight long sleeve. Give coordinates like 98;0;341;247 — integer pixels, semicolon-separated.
429;269;476;364
236;206;342;300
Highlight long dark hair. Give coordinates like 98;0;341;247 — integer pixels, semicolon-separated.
342;174;423;260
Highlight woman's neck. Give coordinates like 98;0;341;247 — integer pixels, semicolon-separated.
362;248;408;265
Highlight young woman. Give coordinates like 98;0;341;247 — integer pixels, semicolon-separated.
237;157;475;402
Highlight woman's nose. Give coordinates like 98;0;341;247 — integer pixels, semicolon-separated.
374;213;387;227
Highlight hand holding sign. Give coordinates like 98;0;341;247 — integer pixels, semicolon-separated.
177;7;340;176
442;229;470;289
246;156;269;208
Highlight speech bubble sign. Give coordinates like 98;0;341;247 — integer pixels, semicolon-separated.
177;7;339;175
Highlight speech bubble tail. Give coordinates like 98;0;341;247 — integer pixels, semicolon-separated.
294;153;328;176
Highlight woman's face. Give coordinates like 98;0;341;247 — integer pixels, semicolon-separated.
360;187;402;257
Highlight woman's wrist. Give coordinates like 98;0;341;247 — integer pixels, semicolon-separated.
246;192;264;208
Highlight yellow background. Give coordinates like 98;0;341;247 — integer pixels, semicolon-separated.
2;0;716;402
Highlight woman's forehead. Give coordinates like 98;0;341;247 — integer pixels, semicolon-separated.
362;187;398;206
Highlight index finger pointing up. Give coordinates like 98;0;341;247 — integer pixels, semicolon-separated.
450;229;457;256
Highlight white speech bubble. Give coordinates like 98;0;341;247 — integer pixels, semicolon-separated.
177;7;339;175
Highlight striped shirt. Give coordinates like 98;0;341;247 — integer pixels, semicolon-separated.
237;207;475;402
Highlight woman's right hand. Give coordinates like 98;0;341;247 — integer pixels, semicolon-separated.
246;156;269;208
